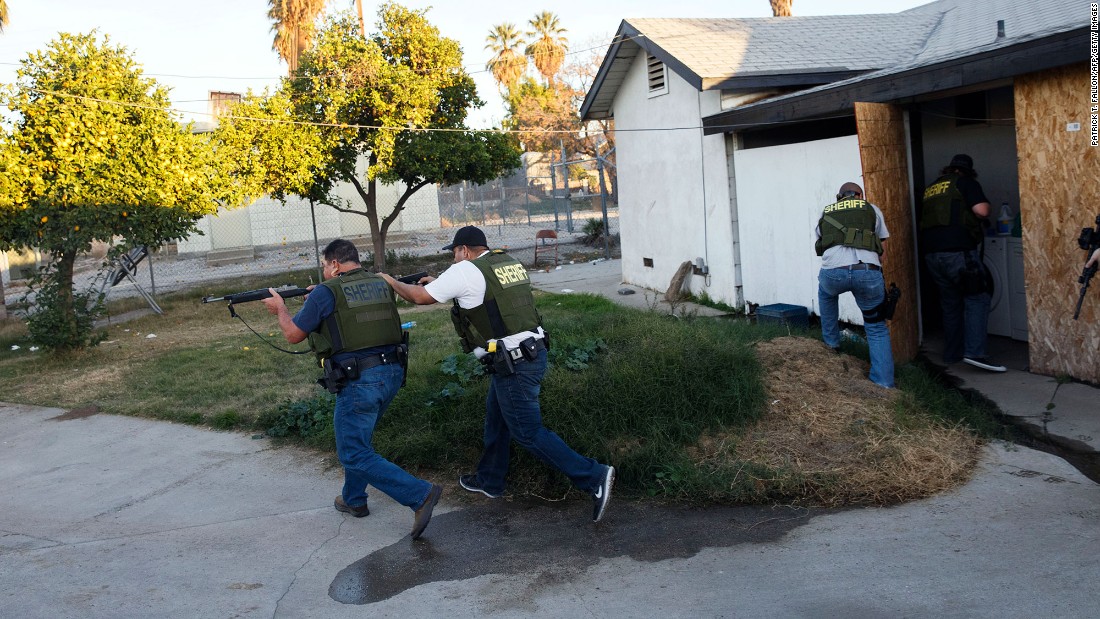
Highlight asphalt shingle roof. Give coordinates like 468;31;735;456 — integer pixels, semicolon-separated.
582;0;1089;121
625;14;941;81
901;0;1083;65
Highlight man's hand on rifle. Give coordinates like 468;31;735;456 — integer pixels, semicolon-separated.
262;286;312;344
1087;248;1100;270
261;288;287;315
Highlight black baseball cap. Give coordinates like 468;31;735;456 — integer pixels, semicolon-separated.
948;154;974;172
442;225;488;251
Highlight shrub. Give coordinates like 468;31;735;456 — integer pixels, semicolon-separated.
24;274;106;351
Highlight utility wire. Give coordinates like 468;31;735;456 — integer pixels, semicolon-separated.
7;85;861;134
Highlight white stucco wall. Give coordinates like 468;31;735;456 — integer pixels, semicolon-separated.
177;156;442;255
612;53;740;305
733;134;868;324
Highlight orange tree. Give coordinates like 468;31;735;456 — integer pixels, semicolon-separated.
263;5;520;269
0;32;249;350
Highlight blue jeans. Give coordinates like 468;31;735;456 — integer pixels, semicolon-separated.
925;250;990;363
474;348;605;495
818;267;895;388
334;363;432;510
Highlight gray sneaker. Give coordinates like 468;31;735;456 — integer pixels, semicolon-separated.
459;474;502;498
963;357;1007;372
592;465;615;523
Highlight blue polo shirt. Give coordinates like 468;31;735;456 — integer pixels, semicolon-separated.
292;284;396;362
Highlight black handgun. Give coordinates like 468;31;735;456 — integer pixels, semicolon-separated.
396;271;429;285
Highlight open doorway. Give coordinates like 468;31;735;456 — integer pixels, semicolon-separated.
910;85;1030;371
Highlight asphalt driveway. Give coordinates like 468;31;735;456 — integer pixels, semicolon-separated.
1;401;1098;618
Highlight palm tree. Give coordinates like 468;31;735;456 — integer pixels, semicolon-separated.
525;11;568;84
0;0;9;34
268;0;327;73
354;0;365;38
485;23;526;91
770;0;793;17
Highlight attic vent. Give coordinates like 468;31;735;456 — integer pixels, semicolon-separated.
646;55;668;97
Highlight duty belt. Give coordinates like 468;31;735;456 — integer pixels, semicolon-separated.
342;350;399;373
505;337;547;362
835;263;881;271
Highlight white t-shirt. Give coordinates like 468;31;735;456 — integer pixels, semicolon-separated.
816;202;890;269
424;251;545;356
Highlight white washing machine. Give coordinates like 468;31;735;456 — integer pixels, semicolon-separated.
983;236;1012;337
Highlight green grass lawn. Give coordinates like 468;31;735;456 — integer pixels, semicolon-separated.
0;272;1002;506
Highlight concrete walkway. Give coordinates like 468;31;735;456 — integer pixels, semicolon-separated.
1;259;1098;618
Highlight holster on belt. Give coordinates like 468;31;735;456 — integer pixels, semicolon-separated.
318;358;359;394
480;336;544;376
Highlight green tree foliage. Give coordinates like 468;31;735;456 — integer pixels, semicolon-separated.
231;4;520;269
0;32;245;350
212;88;336;203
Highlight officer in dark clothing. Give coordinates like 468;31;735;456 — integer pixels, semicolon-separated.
381;226;616;523
920;154;1006;372
263;239;442;540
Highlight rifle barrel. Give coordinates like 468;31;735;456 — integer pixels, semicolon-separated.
201;286;309;305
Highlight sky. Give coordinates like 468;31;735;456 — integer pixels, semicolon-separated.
0;0;932;129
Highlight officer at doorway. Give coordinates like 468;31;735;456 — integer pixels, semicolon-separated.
815;182;895;388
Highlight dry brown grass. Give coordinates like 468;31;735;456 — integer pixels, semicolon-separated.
690;336;982;507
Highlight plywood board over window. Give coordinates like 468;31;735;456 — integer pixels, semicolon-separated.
1015;63;1100;383
855;102;918;363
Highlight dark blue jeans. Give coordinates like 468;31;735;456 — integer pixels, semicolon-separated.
474;348;605;496
925;250;991;363
818;267;895;388
333;363;432;510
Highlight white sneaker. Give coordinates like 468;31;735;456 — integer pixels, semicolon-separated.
963;357;1007;372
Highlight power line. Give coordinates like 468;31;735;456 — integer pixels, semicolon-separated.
6;85;859;134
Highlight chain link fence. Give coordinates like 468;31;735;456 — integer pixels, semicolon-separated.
1;152;619;309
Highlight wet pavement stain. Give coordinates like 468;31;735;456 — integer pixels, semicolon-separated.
329;498;834;605
48;405;100;421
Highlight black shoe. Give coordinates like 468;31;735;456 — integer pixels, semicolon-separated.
592;465;615;523
963;357;1007;372
334;496;370;517
411;484;443;540
458;474;502;499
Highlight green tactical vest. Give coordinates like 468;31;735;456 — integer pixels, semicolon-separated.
451;250;542;352
815;198;884;256
308;268;403;366
920;174;983;247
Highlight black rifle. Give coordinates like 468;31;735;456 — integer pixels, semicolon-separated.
1073;215;1100;320
202;285;309;317
202;272;429;317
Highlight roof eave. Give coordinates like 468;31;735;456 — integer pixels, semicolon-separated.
701;28;1090;135
581;20;705;121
